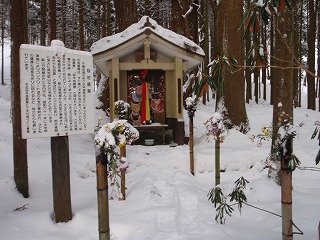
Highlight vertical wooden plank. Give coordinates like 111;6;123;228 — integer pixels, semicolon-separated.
178;78;182;114
51;136;72;222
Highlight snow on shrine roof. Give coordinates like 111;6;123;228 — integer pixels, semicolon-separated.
90;16;205;57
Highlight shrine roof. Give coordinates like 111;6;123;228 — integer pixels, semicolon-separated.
90;16;204;73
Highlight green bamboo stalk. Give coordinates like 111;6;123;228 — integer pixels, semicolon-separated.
120;145;126;200
96;151;110;240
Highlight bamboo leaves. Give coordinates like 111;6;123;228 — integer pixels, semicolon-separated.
208;177;249;224
241;0;300;38
311;121;320;164
207;52;238;98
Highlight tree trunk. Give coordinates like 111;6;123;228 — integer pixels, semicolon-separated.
11;0;29;198
272;10;294;240
298;3;303;108
307;0;316;110
171;0;197;41
97;0;100;39
61;0;66;43
293;8;300;108
40;0;46;45
214;0;249;132
272;11;294;240
270;16;274;105
202;0;209;104
145;0;151;16
49;0;56;41
262;24;267;101
114;0;138;32
102;0;107;37
78;0;84;50
271;9;294;160
254;32;259;104
106;0;112;36
317;0;320;112
245;0;252;104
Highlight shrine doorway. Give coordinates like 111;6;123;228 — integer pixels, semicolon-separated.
127;70;166;126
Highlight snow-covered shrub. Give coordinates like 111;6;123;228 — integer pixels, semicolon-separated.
94;120;139;197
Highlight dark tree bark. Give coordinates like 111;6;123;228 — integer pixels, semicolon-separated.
298;2;304;108
78;0;84;50
145;0;151;16
171;0;198;41
307;0;316;110
253;32;259;104
11;0;29;198
261;24;267;101
102;0;107;37
293;6;301;108
97;0;100;40
40;0;46;45
272;13;294;136
114;0;138;32
49;0;56;41
61;0;66;44
270;16;274;105
245;0;252;103
317;0;320;112
106;0;112;36
213;0;249;132
202;0;209;104
271;9;295;240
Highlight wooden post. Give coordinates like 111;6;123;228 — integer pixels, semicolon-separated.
120;145;126;200
189;116;194;175
215;139;220;186
281;137;293;240
51;136;72;222
96;149;110;240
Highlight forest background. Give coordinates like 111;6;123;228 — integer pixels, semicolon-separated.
3;0;320;206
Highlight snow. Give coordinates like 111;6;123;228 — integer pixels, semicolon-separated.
90;16;204;56
256;0;265;7
1;81;320;240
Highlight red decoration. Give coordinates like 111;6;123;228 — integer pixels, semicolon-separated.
141;70;148;80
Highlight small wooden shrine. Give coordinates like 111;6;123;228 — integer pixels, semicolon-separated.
91;16;204;145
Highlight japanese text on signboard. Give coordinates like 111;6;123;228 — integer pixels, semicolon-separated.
20;42;94;139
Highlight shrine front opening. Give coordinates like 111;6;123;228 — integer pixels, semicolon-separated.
127;70;166;126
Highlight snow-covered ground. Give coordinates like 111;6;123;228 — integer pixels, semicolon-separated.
1;82;320;240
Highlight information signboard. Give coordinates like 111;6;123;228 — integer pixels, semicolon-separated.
20;40;94;139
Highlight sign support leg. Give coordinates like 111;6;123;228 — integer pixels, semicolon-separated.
51;136;72;223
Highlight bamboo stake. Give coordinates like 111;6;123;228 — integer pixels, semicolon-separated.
96;149;110;240
215;139;220;186
189;116;195;176
120;145;126;200
281;137;293;240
